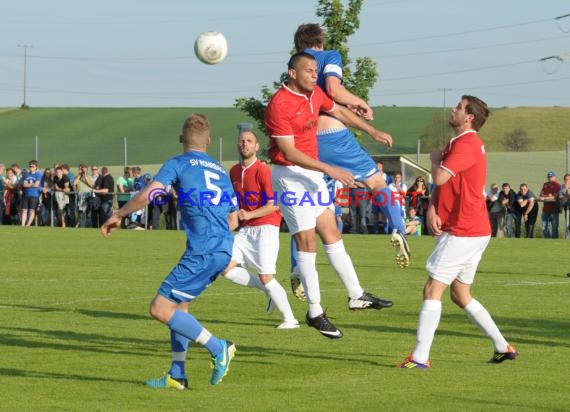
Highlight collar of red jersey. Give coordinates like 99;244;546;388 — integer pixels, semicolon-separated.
449;129;477;144
281;83;313;99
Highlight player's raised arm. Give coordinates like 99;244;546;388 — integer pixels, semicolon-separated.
325;75;374;120
330;104;393;148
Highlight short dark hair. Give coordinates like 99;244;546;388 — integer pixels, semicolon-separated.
462;95;490;131
288;52;316;71
294;23;325;52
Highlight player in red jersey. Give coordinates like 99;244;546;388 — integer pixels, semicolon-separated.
399;95;518;368
266;52;394;339
222;127;299;329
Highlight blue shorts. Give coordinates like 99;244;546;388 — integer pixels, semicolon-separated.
158;251;232;303
317;128;378;181
335;204;342;216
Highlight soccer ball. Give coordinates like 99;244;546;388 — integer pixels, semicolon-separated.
194;31;228;65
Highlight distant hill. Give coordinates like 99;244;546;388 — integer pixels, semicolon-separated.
0;106;568;166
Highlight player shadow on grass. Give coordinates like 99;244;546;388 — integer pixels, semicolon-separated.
233;344;385;367
0;326;165;356
0;367;140;385
4;304;150;321
347;314;570;349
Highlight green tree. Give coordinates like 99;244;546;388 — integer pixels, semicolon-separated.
235;0;377;137
502;128;533;152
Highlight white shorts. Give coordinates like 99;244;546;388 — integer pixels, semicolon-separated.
426;232;491;285
271;165;334;235
232;224;280;274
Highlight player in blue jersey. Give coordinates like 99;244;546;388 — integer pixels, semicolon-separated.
101;113;237;389
293;24;410;270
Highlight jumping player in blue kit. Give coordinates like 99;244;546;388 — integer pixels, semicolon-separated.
293;24;410;267
102;113;237;389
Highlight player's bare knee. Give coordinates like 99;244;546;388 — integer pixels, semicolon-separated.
450;285;472;308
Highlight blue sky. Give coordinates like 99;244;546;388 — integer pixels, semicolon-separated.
1;0;569;108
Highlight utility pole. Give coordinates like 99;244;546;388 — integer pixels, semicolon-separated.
18;44;32;108
437;88;450;146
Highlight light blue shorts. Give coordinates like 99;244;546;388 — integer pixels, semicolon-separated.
317;128;378;181
158;251;232;303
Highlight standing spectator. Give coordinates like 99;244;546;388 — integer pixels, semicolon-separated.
74;164;94;228
348;187;369;234
89;166;101;228
389;171;408;227
3;168;19;224
498;183;517;238
61;164;76;228
53;166;71;227
9;164;23;224
39;168;54;226
539;171;562;238
164;185;178;230
559;173;570;238
93;167;114;226
116;166;133;209
517;183;539;238
486;183;505;238
0;163;5;225
21;160;42;226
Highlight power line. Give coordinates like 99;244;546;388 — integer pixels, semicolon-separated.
382;59;538;82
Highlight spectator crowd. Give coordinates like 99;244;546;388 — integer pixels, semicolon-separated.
0;161;178;230
0;160;569;238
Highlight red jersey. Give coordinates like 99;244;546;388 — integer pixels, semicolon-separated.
541;181;562;213
229;159;282;228
436;130;491;237
265;83;335;166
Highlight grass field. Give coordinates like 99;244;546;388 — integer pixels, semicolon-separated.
1;227;569;411
1;106;569;167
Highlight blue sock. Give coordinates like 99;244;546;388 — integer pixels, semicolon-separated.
168;330;189;379
290;236;298;273
337;219;343;234
168;309;222;356
375;188;406;233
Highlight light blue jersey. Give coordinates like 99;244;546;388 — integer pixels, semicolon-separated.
154;151;238;303
154;151;237;257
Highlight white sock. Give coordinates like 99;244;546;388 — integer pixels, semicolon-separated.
296;251;323;318
412;300;442;364
224;267;264;290
464;298;509;352
324;240;364;299
264;278;297;323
